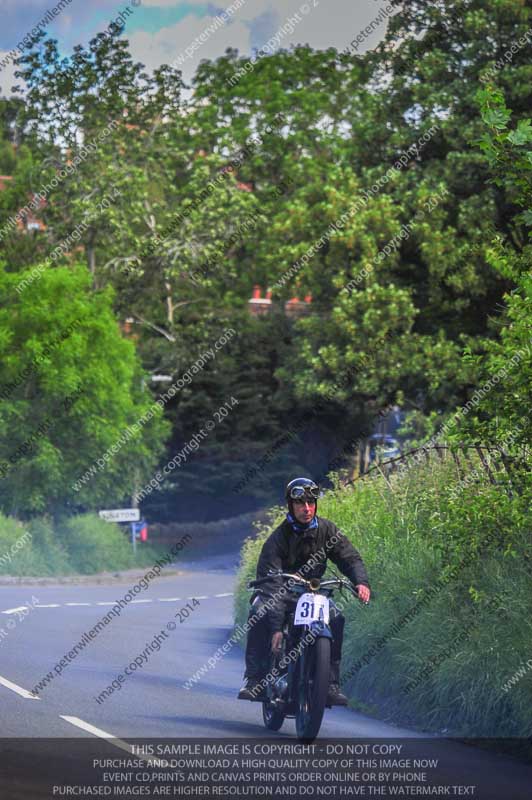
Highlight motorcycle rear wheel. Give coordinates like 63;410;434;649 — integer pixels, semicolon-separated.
295;635;330;742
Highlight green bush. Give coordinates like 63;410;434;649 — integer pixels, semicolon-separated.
56;514;143;574
235;457;532;737
0;512;159;575
25;517;72;575
0;514;34;575
234;508;285;627
0;514;70;575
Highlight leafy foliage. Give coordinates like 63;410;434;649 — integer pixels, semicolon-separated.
0;0;530;516
442;85;532;452
0;264;168;516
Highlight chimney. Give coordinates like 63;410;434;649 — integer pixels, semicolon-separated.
248;285;272;316
285;294;311;319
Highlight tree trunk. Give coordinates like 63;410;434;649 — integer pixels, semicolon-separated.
86;230;96;278
165;281;175;325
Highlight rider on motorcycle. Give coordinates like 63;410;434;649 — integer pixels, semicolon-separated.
238;477;371;705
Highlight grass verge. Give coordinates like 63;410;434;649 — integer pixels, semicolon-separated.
235;455;532;739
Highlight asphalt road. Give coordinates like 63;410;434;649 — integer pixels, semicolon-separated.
1;552;531;798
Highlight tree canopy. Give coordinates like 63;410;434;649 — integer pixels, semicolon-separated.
0;0;530;519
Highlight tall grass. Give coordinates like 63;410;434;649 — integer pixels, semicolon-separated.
235;456;532;738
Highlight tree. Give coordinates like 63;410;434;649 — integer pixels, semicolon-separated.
445;85;532;453
14;32;260;321
4;1;531;518
0;263;169;517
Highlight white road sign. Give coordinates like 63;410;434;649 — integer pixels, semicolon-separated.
99;508;140;523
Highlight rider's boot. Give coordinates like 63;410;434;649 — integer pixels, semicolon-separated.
326;660;348;706
237;675;267;701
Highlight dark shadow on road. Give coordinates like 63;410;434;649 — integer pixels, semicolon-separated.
177;679;241;697
136;714;295;737
174;552;241;573
99;672;241;700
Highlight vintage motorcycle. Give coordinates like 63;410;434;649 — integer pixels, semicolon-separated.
247;569;362;741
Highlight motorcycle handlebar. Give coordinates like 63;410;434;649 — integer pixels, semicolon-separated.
247;572;306;589
248;571;368;602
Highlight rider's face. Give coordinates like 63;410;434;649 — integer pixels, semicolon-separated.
292;499;316;524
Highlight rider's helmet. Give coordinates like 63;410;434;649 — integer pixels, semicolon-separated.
285;477;319;518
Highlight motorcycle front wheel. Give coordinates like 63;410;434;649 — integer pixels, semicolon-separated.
262;703;285;731
295;635;331;742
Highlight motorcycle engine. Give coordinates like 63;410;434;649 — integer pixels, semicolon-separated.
273;673;289;698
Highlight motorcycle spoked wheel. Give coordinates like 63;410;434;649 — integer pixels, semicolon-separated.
262;702;285;731
295;635;331;742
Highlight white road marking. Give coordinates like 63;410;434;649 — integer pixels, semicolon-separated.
0;674;40;700
60;716;129;746
1;594;235;613
60;717;169;765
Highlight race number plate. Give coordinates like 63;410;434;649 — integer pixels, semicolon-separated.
294;593;330;625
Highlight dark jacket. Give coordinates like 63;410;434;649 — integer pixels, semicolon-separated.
255;516;370;631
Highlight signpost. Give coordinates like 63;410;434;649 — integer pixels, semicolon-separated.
99;508;140;523
99;509;141;553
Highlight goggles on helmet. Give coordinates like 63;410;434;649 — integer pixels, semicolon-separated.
288;485;319;501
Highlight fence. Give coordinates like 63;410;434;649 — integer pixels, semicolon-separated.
344;442;529;491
